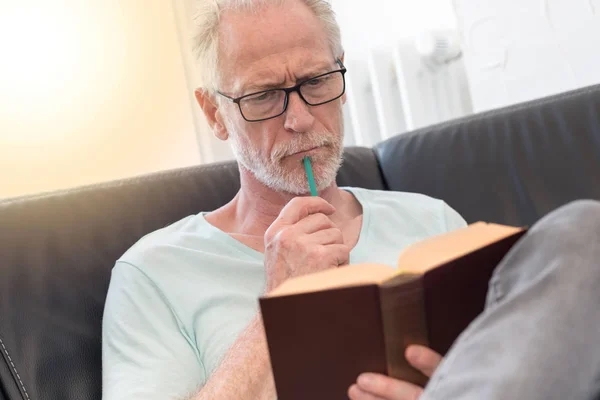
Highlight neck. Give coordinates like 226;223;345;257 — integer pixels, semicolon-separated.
231;165;348;235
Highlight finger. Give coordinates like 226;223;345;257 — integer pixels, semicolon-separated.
406;345;443;378
296;213;337;234
305;228;344;245
324;243;350;266
356;373;423;400
348;384;386;400
277;197;336;225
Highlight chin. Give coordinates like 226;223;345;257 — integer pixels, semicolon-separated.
253;144;343;195
301;153;342;191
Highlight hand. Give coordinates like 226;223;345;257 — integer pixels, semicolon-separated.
348;345;442;400
264;196;351;292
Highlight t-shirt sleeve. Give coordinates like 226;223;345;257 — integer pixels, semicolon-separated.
102;262;205;400
442;202;468;232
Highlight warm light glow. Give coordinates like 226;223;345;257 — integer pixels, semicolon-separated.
1;6;78;103
0;1;202;199
0;2;128;144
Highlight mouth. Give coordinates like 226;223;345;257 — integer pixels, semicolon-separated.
285;146;323;159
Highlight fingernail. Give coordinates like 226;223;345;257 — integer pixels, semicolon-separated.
407;346;421;362
348;384;359;398
358;373;374;388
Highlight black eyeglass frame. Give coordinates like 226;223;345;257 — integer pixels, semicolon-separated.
217;59;347;122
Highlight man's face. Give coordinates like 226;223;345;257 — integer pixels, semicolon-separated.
216;1;345;195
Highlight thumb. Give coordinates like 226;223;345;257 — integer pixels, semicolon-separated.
406;345;443;378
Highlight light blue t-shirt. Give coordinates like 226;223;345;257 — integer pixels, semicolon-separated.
102;188;466;400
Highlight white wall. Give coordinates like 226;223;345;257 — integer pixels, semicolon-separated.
455;0;600;112
173;0;235;163
330;0;470;145
0;1;202;199
332;0;458;57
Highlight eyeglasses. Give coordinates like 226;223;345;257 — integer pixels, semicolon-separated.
217;59;347;122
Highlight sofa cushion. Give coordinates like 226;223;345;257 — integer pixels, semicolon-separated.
375;84;600;226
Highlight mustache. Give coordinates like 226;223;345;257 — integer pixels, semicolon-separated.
271;132;334;160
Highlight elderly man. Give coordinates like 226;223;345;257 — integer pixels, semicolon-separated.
102;1;600;399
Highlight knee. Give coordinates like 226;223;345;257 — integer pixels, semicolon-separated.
526;199;600;278
533;200;600;237
555;199;600;219
489;200;600;305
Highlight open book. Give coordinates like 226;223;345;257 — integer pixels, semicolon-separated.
259;222;527;400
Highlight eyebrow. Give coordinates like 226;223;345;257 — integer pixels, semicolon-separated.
241;62;335;94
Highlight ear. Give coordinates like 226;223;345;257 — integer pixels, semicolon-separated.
195;88;229;141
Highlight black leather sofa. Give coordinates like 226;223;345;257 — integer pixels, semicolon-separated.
1;84;599;400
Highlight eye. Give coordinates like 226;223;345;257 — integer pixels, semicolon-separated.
248;90;277;102
256;92;271;100
306;76;328;87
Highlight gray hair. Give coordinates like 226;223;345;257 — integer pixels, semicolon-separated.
192;0;343;92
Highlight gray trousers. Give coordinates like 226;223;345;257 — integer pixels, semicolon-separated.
422;200;600;400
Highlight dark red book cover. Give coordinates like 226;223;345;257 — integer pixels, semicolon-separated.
260;230;526;400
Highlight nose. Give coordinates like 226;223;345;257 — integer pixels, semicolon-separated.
283;92;315;133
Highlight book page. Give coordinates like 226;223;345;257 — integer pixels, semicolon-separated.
395;222;524;275
266;263;396;297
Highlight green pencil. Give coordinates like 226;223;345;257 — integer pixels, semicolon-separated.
303;157;318;197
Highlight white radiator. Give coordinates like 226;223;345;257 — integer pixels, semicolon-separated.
343;33;473;147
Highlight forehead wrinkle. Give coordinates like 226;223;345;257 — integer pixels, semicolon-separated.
232;57;335;94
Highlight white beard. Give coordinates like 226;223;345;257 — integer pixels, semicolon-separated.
229;123;344;195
